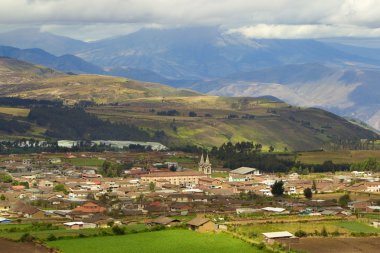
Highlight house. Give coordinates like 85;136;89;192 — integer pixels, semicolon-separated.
71;202;106;214
187;217;216;232
229;167;260;182
366;206;380;213
262;231;298;245
11;201;45;218
63;221;97;230
141;171;207;187
149;216;180;227
0;217;12;223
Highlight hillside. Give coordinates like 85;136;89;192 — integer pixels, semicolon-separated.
0;58;199;104
197;63;380;131
0;58;377;151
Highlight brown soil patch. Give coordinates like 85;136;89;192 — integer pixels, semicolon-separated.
0;238;53;253
290;237;380;253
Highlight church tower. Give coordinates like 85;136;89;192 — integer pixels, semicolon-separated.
199;153;212;176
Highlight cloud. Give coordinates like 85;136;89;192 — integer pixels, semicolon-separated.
0;0;379;40
229;24;380;39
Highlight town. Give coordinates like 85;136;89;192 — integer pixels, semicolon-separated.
0;149;379;252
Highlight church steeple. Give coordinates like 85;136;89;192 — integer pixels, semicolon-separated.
198;152;212;177
205;153;210;164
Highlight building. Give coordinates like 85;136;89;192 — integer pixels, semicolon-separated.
262;231;298;245
229;167;260;182
141;171;207;187
187;217;216;232
71;202;106;214
198;153;212;176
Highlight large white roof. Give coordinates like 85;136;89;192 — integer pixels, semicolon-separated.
262;231;294;239
230;167;257;175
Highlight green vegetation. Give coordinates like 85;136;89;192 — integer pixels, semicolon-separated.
271;180;285;197
69;158;105;167
48;230;259;253
337;221;380;234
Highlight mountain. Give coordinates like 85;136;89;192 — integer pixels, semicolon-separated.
0;58;378;151
0;28;87;55
74;27;380;80
1;27;380;131
0;46;104;74
199;63;380;130
0;57;199;104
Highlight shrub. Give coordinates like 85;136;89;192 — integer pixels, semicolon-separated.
19;233;35;242
112;225;125;235
47;234;57;241
295;229;307;237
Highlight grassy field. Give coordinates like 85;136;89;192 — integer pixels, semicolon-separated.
48;230;260;253
66;158;105;167
297;150;380;164
0;106;30;116
237;220;379;239
0;224;147;241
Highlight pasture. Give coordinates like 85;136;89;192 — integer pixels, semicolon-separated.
0;106;30;117
297;150;380;164
48;229;261;253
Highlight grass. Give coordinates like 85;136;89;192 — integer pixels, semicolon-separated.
0;224;147;241
237;220;380;239
0;107;30;117
297;150;380;164
66;158;105;167
48;229;260;253
337;221;380;233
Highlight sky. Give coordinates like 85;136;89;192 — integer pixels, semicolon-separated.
0;0;380;41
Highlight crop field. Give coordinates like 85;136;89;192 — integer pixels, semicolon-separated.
297;150;380;164
66;158;105;167
290;237;380;253
236;220;379;239
48;230;261;253
0;224;147;241
0;106;30;117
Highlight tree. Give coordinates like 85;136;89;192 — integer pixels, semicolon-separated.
0;194;5;201
53;184;68;194
303;188;313;199
312;180;317;193
268;146;275;152
149;182;156;192
338;194;351;207
321;226;328;237
188;111;197;117
271;180;284;197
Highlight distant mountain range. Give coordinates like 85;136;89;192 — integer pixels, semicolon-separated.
0;27;379;130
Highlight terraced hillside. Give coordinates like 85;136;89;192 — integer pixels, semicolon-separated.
0;58;378;150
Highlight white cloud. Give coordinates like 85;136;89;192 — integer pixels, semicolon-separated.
229;24;380;39
0;0;379;40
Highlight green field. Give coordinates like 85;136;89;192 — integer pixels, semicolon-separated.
337;221;380;233
48;230;260;253
297;150;380;164
67;158;105;167
236;221;379;239
0;224;147;241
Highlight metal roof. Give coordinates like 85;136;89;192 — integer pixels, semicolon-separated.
262;231;294;239
230;167;257;175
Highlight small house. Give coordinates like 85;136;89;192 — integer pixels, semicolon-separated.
187;217;216;232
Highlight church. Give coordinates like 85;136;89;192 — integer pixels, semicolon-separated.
198;153;212;176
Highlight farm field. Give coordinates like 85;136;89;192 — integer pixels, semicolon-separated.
297;150;380;164
66;158;105;167
0;238;51;253
48;230;260;253
290;237;380;253
0;106;30;116
0;224;147;240
236;221;380;239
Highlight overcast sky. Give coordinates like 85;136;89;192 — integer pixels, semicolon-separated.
0;0;380;41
